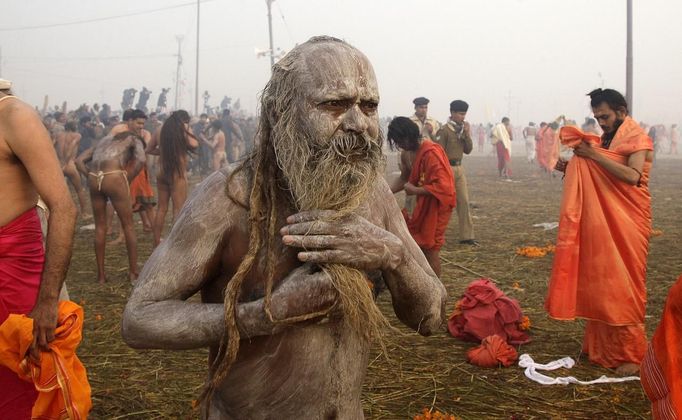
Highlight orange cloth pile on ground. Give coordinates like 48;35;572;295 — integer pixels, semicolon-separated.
0;301;91;419
641;275;682;419
536;125;559;172
448;279;531;345
402;140;456;250
467;334;518;368
545;118;653;369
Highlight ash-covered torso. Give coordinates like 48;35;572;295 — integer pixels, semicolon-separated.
200;167;384;419
90;134;145;171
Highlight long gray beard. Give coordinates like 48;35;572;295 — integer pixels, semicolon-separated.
273;129;385;213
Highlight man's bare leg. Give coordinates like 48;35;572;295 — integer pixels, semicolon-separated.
615;363;639;375
64;163;91;218
153;181;170;245
143;205;156;232
106;202;115;235
170;177;188;221
91;192;108;283
109;189;139;282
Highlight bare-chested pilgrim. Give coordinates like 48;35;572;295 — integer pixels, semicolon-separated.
55;121;91;218
76;132;146;283
206;119;227;171
122;36;447;419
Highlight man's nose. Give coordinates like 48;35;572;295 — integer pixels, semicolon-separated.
341;104;369;134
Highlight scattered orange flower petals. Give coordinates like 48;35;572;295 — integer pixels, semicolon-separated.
512;282;521;290
651;229;664;237
516;244;556;258
95;314;103;321
414;408;460;420
519;315;531;330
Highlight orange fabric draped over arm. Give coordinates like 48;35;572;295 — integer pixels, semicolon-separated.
545;121;653;326
0;301;92;420
402;140;456;250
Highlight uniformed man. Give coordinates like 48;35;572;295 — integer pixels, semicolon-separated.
436;100;477;246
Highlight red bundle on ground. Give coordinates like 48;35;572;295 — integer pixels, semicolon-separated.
448;278;531;345
467;334;518;368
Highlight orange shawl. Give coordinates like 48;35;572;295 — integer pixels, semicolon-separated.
0;301;91;419
545;118;653;325
641;275;682;419
402;140;456;249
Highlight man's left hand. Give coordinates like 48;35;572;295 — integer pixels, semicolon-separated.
27;298;58;362
573;140;598;160
404;182;419;196
280;210;405;272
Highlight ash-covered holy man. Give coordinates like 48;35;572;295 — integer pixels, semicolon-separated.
122;36;447;419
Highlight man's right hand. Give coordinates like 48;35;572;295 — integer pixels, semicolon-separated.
555;158;568;173
270;263;338;321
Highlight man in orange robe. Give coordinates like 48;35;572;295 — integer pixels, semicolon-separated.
537;122;559;173
641;275;682;419
545;88;653;375
389;117;455;276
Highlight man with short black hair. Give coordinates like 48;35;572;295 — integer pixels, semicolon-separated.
436;100;476;245
410;97;440;141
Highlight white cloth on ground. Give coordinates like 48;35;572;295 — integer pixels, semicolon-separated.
518;354;640;385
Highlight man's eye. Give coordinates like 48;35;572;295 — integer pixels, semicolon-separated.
320;100;350;109
360;101;378;113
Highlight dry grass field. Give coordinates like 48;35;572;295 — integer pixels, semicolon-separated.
65;153;681;419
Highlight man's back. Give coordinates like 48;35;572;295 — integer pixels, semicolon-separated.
0;96;41;226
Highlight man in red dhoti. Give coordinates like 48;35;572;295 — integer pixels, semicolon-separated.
0;80;77;417
389;117;456;276
545;88;653;375
641;275;682;419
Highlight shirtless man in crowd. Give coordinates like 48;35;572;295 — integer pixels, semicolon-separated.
205;119;226;171
76;132;146;283
0;79;77;416
49;111;67;144
122;37;446;418
55;121;90;219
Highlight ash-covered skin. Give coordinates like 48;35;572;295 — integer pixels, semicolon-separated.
122;37;447;419
90;134;146;167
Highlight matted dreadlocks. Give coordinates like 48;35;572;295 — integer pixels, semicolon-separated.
198;36;390;408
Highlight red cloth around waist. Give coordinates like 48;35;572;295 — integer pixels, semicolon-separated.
0;207;44;322
0;207;44;419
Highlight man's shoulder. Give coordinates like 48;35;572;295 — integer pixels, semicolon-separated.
0;97;36;123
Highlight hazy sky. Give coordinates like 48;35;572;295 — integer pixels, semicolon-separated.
2;0;680;125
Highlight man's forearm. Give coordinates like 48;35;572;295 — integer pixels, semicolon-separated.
122;297;285;349
593;154;641;185
38;202;77;304
383;255;445;336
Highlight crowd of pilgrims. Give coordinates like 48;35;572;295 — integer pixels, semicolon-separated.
42;103;259;177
